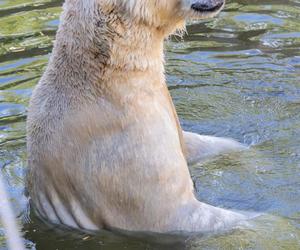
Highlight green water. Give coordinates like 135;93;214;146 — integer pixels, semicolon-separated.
0;0;300;249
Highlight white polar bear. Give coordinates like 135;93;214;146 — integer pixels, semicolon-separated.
27;0;253;233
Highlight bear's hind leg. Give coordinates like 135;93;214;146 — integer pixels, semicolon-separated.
183;131;247;165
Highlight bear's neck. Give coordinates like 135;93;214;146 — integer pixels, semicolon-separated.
108;25;165;73
48;4;167;92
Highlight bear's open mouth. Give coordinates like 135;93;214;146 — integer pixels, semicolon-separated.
191;2;224;13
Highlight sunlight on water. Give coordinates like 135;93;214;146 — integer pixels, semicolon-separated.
0;0;300;249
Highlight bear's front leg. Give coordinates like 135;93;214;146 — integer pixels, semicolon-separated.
183;131;247;165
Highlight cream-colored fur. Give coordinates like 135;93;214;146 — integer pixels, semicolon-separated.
27;0;251;233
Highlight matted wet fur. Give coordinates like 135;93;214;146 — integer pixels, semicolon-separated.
27;0;252;233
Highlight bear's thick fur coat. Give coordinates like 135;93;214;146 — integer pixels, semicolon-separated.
27;0;250;232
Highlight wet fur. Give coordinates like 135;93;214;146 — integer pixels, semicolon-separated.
27;0;249;232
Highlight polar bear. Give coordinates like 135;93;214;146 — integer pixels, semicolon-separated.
27;0;251;233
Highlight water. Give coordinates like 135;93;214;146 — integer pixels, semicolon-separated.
0;0;300;249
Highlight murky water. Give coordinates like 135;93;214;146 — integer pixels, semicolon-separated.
0;0;300;249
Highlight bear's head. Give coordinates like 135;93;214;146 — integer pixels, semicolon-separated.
55;0;225;72
100;0;225;34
